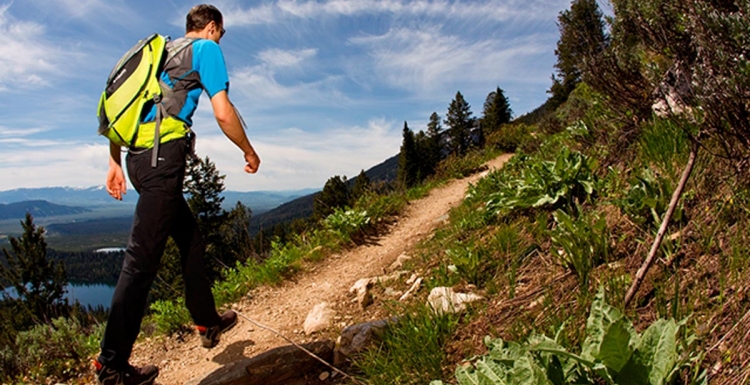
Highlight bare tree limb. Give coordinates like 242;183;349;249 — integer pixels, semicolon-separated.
624;139;699;307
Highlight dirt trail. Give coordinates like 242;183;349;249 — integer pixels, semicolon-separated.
132;154;512;384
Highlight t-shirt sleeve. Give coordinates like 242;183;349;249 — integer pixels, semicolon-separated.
193;40;230;98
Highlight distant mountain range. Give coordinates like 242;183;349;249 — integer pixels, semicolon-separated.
0;186;319;217
0;200;90;220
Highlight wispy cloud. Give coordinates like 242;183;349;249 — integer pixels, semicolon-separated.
0;141;109;189
0;4;59;90
188;118;400;191
258;48;317;67
349;26;552;95
226;0;566;26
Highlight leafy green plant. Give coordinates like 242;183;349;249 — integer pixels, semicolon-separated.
432;287;705;385
324;207;371;242
149;298;192;336
550;209;610;287
485;147;597;217
617;168;682;228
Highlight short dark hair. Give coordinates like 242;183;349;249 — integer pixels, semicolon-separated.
186;4;223;33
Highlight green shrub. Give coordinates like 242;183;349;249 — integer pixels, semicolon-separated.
487;123;533;153
324;207;371;243
150;298;192;336
8;317;101;383
433;287;705;385
550;209;610;287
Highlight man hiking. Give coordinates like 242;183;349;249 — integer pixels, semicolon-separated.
95;4;260;384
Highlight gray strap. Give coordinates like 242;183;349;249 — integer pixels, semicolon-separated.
151;101;166;167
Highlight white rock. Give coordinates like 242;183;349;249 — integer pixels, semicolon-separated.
304;302;335;335
384;287;403;297
319;371;330;381
389;253;413;271
399;277;422;302
349;278;374;309
426;287;483;314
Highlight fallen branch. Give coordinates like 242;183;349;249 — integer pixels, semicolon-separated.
624;140;698;307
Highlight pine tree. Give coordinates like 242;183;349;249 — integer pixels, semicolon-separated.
0;213;67;322
313;175;350;220
185;156;226;226
445;92;474;156
482;86;513;132
397;121;419;188
184;156;231;278
351;169;371;202
221;202;254;263
550;0;607;107
426;112;443;170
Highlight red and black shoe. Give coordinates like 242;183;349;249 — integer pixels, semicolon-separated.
93;360;159;385
196;309;238;348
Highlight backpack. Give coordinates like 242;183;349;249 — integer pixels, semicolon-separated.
97;33;195;167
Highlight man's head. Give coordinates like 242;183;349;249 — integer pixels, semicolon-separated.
186;4;224;43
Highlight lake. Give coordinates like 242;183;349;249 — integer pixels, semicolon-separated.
65;283;116;309
3;283;116;310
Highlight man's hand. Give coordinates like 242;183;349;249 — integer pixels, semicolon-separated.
244;152;260;173
106;164;127;200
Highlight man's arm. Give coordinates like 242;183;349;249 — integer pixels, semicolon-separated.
210;90;261;173
106;142;127;200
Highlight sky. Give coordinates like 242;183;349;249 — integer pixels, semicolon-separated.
0;0;574;192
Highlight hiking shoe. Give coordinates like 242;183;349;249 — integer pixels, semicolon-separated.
197;310;238;348
93;360;159;385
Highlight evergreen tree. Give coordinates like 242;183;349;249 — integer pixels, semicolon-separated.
550;0;607;107
482;86;513;132
184;156;231;279
397;121;419;188
185;156;226;226
351;169;371;202
221;202;254;263
426;112;443;170
313;175;350;220
445;92;474;156
0;213;67;322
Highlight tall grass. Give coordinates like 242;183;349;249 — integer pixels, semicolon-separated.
352;303;459;385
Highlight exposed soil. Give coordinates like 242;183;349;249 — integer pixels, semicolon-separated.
124;154;513;385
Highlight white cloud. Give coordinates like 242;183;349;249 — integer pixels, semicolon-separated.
230;65;345;109
257;48;317;67
0;4;59;90
0;142;109;190
227;0;567;25
350;26;552;94
190;118;400;191
0;118;400;192
0;126;52;137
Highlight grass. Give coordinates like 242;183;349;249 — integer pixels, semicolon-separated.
352;303;459;385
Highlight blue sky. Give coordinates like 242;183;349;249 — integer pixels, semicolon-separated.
0;0;574;192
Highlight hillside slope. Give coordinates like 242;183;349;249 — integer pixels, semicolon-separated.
127;154;512;384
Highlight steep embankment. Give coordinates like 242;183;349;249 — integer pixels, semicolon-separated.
127;154;512;385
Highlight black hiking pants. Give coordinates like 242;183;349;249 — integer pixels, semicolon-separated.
98;138;221;370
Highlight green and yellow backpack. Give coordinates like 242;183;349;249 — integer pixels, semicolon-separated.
97;34;195;167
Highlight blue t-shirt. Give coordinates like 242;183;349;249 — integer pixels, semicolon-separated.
144;39;229;126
